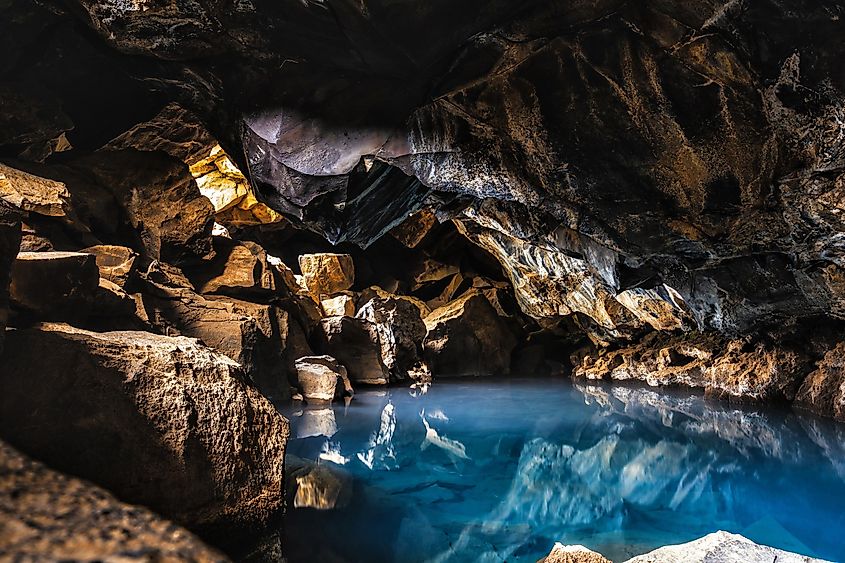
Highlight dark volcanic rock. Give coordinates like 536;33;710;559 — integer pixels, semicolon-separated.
795;343;845;422
0;323;288;536
423;290;517;377
319;315;390;385
0;439;227;562
356;294;427;380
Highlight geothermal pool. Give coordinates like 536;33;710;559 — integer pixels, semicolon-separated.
280;379;845;562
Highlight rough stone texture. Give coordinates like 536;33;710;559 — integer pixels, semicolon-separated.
0;162;69;217
321;292;356;317
0;323;288;536
320;315;389;385
299;253;355;298
390;209;437;248
139;263;293;401
0;439;228;562
0;202;21;355
357;294;426;379
624;531;829;563
794;343;845;422
541;543;611;563
190;237;282;296
572;331;814;402
423;290;517;377
9;251;100;319
190;144;283;226
80;244;137;288
5;0;845;342
294;355;351;404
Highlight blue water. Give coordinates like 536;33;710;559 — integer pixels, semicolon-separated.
280;379;845;562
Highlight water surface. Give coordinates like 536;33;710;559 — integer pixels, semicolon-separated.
281;379;845;562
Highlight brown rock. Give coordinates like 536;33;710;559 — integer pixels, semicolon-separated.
389;209;437;248
9;251;99;319
423;290;517;377
91;278;136;317
411;257;460;289
357;285;431;317
357;294;426;379
425;272;467;311
795;342;845;421
139;264;292;401
80;244;137;287
0;162;69;217
321;292;356;317
294;355;351;404
190;237;281;296
71;150;215;264
572;332;812;402
541;543;611;563
298;253;355;298
0;323;288;535
0;202;21;354
103;102;216;163
0;439;228;562
320;315;389;384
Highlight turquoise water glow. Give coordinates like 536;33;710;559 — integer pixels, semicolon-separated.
280;379;845;562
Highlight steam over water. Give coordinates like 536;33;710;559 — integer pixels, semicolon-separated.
280;379;845;562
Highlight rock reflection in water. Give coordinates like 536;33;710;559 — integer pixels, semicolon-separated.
281;380;845;563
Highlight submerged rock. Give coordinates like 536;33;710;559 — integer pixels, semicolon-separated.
0;323;288;535
0;439;227;562
423;291;517;377
624;531;829;563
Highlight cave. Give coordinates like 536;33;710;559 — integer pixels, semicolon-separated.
2;1;845;562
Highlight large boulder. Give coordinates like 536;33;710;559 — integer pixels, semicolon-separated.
794;343;845;421
320;315;389;384
0;439;228;562
572;332;814;402
0;201;21;354
9;251;99;319
0;323;289;535
423;291;517;377
294;355;351;404
298;253;355;298
356;294;426;379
